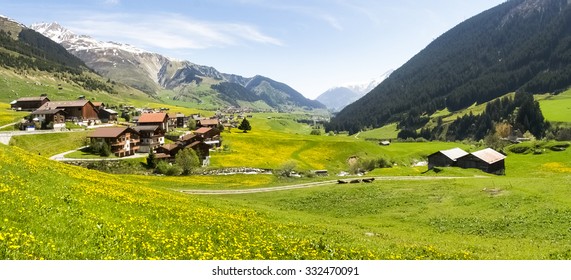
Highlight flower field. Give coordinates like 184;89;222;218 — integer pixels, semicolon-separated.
0;144;377;259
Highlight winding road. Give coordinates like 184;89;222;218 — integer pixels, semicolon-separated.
179;175;487;195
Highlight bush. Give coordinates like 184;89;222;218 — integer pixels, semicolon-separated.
175;148;200;175
310;129;322;135
155;161;182;176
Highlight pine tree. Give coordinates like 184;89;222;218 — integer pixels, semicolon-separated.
238;118;251;133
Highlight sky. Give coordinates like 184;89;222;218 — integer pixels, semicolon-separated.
0;0;506;99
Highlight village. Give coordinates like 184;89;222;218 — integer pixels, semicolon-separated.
8;94;511;177
8;94;257;167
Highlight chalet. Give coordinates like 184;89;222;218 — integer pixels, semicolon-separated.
197;118;220;128
98;108;118;123
37;100;99;123
88;127;140;157
176;113;186;128
457;148;506;175
427;148;469;169
92;102;105;111
10;96;50;111
195;127;221;148
155;142;184;159
166;113;177;130
31;108;65;124
133;125;165;153
138;112;169;132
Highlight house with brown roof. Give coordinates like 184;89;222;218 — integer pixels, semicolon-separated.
155;142;184;159
197;118;220;128
10;96;50;111
457;148;506;175
195;127;221;148
98;108;118;123
37;100;99;123
88;127;140;157
138;112;169;132
427;148;469;169
133;125;165;153
31;109;66;130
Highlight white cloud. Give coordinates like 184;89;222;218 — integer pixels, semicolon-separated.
66;13;283;50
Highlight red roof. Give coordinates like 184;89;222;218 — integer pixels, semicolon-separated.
138;113;167;123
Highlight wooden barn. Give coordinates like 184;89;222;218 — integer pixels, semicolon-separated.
457;148;506;175
427;148;469;169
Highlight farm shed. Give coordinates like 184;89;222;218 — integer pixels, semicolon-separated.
11;96;50;111
457;148;506;175
427;147;468;169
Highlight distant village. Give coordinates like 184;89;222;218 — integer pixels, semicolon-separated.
9;94;255;166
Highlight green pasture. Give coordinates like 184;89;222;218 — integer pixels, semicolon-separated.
205;146;571;259
0;103;28;126
537;90;571;124
9;131;90;157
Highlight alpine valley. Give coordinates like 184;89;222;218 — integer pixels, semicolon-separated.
31;22;325;111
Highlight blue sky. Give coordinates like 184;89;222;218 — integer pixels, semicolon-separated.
1;0;505;99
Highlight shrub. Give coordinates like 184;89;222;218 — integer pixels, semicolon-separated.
175;148;200;175
155;161;182;176
310;129;322;135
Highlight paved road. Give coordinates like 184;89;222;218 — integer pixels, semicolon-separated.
50;147;148;161
179;175;487;195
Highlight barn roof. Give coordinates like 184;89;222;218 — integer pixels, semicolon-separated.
39;100;90;110
16;96;49;102
470;148;506;164
438;148;469;161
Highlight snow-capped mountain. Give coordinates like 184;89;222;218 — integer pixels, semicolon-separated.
316;70;393;112
31;22;324;109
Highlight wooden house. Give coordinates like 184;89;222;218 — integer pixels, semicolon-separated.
166;113;178;130
176;113;186;128
155;142;184;159
195;127;221;148
98;108;118;123
11;96;50;111
138;112;169;132
133;125;165;153
37;100;99;122
31;109;66;124
427;148;469;169
457;148;506;175
88;127;140;157
197;118;220;128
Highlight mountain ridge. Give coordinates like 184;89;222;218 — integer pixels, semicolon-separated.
327;0;571;134
316;70;393;112
32;22;324;110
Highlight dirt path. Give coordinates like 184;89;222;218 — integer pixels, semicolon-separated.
179;175;487;195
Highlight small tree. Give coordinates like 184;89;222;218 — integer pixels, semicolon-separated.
175;148;200;175
147;150;157;168
99;142;111;157
238;118;251;133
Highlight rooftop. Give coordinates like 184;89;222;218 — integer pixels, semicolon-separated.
138;112;167;123
470;148;506;164
439;148;469;161
89;127;131;138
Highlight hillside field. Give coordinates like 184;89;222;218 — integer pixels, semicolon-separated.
2;107;571;259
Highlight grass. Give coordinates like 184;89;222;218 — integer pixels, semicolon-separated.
357;123;400;140
8;131;90;157
209;146;571;259
537;89;571;124
0;103;28;127
0;144;376;260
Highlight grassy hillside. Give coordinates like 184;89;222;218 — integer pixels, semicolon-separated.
537;89;571;124
0;144;376;260
0;102;28;126
3;103;571;259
